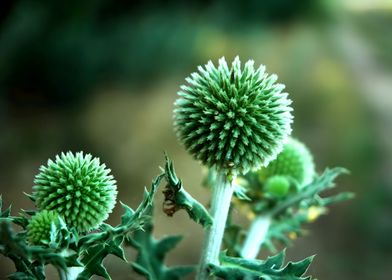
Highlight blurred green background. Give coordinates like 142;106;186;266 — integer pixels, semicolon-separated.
1;0;391;279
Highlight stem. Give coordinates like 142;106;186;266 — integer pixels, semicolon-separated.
59;249;84;280
58;268;67;280
197;172;235;280
240;215;271;259
65;267;84;280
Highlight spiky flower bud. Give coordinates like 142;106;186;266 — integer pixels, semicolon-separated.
27;210;62;245
264;175;290;198
33;152;117;232
258;138;315;187
174;56;293;175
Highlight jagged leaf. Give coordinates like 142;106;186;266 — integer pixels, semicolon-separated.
269;168;349;216
258;168;353;252
8;271;44;280
77;235;124;280
128;212;194;280
263;212;307;253
0;219;74;279
162;155;212;227
222;208;246;257
1;201;12;218
209;250;314;280
76;173;165;279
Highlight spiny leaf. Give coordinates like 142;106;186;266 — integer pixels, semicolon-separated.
0;196;35;230
76;172;165;279
120;173;165;232
162;155;212;227
263;213;307;253
155;235;183;260
315;192;355;207
0;219;76;279
257;168;352;252
209;250;314;280
222;209;246;257
128;211;194;280
77;235;125;280
120;201;135;225
8;271;44;280
269;167;349;217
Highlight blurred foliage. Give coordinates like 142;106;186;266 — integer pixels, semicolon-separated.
0;0;327;108
351;10;392;70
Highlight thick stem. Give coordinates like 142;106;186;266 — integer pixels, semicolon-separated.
65;267;84;280
241;215;271;259
58;268;67;280
59;249;84;280
197;172;235;280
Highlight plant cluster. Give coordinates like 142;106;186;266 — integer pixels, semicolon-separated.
0;57;352;280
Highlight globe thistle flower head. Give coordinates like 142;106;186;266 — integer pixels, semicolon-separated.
33;151;117;232
27;210;62;245
264;175;290;198
174;56;293;175
258;138;315;187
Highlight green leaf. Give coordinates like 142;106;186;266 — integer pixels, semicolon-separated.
258;168;353;252
118;173;165;234
8;271;41;280
264;213;307;253
120;201;135;225
128;214;194;280
209;250;314;280
162;155;212;227
78;235;124;280
269;167;349;217
222;210;246;257
0;219;74;279
0;195;37;230
0;196;16;222
76;172;165;279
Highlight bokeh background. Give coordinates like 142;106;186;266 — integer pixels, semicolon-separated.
1;0;391;279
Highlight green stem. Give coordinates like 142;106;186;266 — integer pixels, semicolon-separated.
197;172;235;280
240;214;271;259
58;268;67;280
59;249;84;280
65;267;84;280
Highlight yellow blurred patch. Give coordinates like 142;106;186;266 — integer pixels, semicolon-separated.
288;232;297;240
307;206;326;222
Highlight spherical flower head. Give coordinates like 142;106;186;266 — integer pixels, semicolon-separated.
33;151;117;232
27;210;62;245
264;175;290;198
174;56;293;175
258;138;315;187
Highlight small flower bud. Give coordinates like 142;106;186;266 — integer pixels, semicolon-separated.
27;210;62;245
264;175;290;198
259;138;315;187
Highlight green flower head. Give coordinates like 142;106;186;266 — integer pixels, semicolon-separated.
258;137;315;187
33;151;117;232
264;175;290;198
27;210;62;245
174;56;293;175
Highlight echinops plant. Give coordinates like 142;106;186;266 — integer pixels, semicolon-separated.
27;210;63;245
33;152;117;233
257;137;315;188
0;57;353;280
